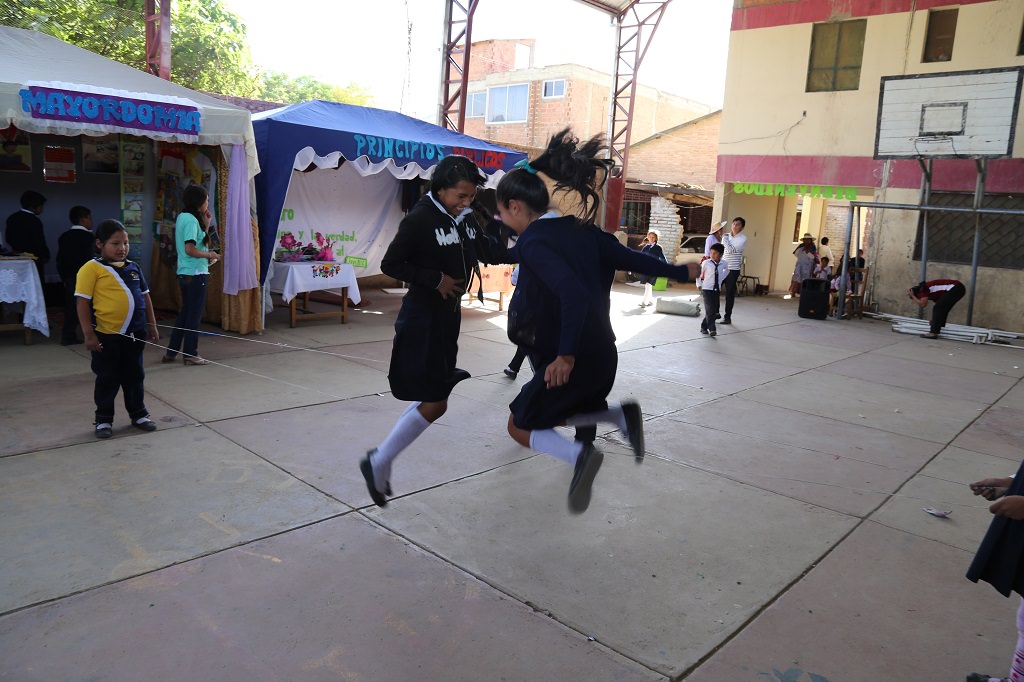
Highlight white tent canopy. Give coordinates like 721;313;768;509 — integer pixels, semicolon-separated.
0;26;258;178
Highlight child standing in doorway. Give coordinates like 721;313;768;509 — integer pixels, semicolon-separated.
76;220;160;439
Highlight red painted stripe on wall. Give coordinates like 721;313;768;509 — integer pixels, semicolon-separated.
732;0;995;31
717;155;1024;193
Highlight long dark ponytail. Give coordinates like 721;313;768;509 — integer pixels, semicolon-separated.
496;128;611;224
182;184;209;246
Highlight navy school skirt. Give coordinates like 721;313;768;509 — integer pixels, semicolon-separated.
510;347;618;431
388;296;464;402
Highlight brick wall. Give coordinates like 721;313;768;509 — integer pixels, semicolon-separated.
468;39;535;79
823;202;873;264
649;196;683;262
463;54;712;150
627;113;721;189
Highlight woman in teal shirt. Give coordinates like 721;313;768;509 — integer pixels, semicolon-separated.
162;184;218;365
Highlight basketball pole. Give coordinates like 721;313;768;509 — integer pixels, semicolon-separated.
965;158;987;326
915;157;932;323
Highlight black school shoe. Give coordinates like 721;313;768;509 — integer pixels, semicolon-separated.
568;443;604;514
133;417;157;432
95;423;112;439
621;400;645;462
720;318;732;324
360;452;389;508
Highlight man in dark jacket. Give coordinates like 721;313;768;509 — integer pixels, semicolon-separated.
56;205;95;344
5;190;49;282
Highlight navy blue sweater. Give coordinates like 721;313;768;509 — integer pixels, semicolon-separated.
512;216;689;359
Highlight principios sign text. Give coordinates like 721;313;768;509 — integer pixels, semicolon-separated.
351;133;507;171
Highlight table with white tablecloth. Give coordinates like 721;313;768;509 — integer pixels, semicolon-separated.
267;261;361;327
0;258;49;342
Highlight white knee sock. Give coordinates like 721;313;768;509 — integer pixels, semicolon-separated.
372;406;431;483
1011;597;1024;682
564;404;627;433
400;401;422;419
530;428;583;465
642;283;653;304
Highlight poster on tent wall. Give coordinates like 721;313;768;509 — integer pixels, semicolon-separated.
154;143;220;264
43;146;76;183
82;135;120;173
277;163;407;276
120;138;147;242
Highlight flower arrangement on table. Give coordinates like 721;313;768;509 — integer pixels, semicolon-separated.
276;231;335;262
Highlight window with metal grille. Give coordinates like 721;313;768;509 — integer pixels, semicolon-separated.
923;9;957;63
806;20;867;92
912;192;1024;269
621;200;651;235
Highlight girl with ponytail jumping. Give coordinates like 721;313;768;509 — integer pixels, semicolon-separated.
494;129;690;514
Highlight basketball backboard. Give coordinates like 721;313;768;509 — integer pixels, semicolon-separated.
874;67;1023;159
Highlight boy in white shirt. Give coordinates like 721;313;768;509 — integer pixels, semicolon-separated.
698;242;729;337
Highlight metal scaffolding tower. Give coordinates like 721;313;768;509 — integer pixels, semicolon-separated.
438;0;673;231
144;0;171;81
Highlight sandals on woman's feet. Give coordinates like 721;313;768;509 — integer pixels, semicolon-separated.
183;356;210;366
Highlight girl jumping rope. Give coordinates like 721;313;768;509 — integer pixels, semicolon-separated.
493;129;691;513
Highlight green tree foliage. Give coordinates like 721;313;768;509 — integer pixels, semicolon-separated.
258;70;372;106
167;0;259;96
0;0;370;105
1;0;149;72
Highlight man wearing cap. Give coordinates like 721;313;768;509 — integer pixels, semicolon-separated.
720;217;746;324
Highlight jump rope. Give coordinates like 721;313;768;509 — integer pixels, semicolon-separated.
92;320;1005;513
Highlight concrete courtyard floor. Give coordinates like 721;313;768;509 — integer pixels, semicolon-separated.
2;283;1024;681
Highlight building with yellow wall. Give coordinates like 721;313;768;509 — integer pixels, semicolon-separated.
717;0;1024;331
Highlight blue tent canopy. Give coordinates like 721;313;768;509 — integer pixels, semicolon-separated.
253;99;527;283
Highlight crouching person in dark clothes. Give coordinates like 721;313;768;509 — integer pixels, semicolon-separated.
908;279;965;339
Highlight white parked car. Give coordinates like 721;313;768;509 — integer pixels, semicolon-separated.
673;235;708;265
